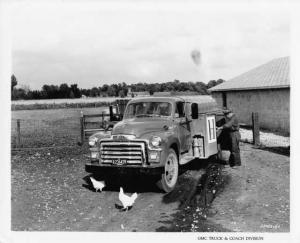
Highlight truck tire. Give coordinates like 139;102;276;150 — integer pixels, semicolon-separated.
157;148;179;193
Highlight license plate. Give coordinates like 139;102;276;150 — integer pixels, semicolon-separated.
112;159;127;165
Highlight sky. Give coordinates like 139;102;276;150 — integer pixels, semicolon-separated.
10;0;290;90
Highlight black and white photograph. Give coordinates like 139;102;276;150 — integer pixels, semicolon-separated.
1;0;299;242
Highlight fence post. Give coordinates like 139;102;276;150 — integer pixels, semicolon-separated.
17;119;21;148
80;111;84;145
102;111;104;127
109;105;113;121
252;112;260;146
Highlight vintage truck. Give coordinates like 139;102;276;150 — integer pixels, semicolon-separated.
85;95;223;192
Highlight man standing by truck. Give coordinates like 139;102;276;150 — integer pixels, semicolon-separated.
217;108;241;167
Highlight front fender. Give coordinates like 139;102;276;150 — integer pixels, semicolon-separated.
89;130;112;141
140;131;180;167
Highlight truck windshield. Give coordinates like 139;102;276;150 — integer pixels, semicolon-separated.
124;102;172;119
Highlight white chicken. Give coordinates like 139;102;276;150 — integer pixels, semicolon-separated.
90;177;105;192
119;187;138;211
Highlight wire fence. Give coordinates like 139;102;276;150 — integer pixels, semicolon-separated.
11;118;81;149
11;104;126;149
11;111;290;150
239;128;290;148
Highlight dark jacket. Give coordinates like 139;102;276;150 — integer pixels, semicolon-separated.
222;114;239;132
218;113;241;166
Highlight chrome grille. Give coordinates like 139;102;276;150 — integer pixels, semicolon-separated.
99;141;146;164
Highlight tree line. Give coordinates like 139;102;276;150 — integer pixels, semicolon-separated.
11;74;224;100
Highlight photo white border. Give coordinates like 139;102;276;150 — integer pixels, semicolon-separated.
1;0;299;242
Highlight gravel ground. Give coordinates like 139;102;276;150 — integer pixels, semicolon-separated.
240;128;290;147
11;141;290;232
11;146;213;231
208;143;290;232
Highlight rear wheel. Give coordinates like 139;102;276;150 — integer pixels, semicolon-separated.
157;148;179;193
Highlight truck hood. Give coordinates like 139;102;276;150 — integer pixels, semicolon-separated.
112;118;173;138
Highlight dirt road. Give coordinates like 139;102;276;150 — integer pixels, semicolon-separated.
208;143;290;232
11;142;289;232
11;146;207;231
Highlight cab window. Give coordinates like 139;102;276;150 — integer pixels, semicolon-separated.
175;102;185;117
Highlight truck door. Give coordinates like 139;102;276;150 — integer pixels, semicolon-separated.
175;101;191;153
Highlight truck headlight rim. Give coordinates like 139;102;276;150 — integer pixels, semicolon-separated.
150;136;162;147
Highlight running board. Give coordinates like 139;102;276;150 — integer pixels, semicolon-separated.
179;149;194;165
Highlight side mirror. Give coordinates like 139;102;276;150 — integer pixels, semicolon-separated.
191;103;198;119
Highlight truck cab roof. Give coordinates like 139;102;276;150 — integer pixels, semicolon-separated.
127;95;221;114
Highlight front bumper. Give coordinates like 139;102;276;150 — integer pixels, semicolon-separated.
85;162;164;175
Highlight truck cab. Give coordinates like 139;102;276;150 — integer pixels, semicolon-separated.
85;95;222;192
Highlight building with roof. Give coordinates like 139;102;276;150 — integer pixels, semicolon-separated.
209;57;290;134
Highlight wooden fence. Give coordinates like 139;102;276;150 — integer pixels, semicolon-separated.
79;111;122;145
79;99;130;144
11;111;261;149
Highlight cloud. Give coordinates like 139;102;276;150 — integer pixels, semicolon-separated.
11;1;290;89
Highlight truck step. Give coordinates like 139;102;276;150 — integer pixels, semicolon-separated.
180;150;194;165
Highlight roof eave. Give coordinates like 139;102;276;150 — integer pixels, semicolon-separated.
210;85;290;92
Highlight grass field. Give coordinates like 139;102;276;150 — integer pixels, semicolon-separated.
11;107;108;148
12;97;117;105
11;97;120;110
12;107;108;120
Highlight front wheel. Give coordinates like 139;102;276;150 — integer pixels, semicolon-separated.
157;148;179;193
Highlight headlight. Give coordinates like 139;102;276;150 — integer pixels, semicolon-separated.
89;137;98;146
150;136;162;147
